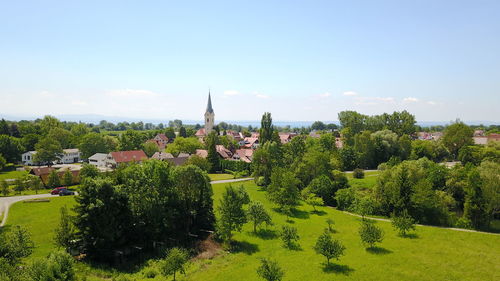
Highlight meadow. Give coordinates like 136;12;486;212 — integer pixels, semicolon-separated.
4;178;500;281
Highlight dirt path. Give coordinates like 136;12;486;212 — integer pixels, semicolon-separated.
341;210;500;236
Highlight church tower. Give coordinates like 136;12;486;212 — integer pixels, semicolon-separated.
204;91;215;135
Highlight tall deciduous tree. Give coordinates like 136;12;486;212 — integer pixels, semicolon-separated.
0;135;24;163
247;201;272;233
160;247;189;281
47;170;61;188
259;112;274;145
54;206;76;249
206;132;220;172
257;258;284;281
34;137;63;165
267;168;300;211
216;185;250;242
442;121;473;158
314;229;346;265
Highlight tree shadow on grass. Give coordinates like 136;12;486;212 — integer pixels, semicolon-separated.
322;263;354;275
231;240;259;255
290;208;310;219
401;233;419;239
366;246;392;255
311;210;327;216
249;229;279;240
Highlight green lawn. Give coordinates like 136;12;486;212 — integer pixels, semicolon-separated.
208;173;235;181
4;180;500;281
5;196;77;259
0;168;28;181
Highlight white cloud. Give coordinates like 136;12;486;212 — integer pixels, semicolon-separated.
255;93;269;99
343;91;358;96
403;97;419;103
223;90;240;96
317;92;331;98
427;101;437;105
106;89;160;98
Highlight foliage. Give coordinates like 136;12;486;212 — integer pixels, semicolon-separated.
78;132;117;159
463;169;489;230
259;112;274;146
353;168;364;179
216;185;250;241
257;258;284;281
25;251;76;281
0;225;34;263
206;132;220;172
442;121;473;158
0;179;9;196
47;170;61;188
79;163;99;179
184;155;211;172
119;130;147;151
166;137;203;156
0;135;24;163
62;170;74;186
0;154;6;170
160;247;189;281
142;141;160;157
34;137;63;164
247;201;272;233
391;210;416;236
267;168;300;211
326;218;335;232
54;206;76;249
252;141;282;186
359;220;384;248
280;225;300;249
301;188;324;211
314;229;346;265
73;177;132;259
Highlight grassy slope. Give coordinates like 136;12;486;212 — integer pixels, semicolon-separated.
0;169;28;181
4;179;500;281
186;181;500;281
5;196;77;259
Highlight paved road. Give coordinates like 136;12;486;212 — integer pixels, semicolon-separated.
0;178;254;227
0;193;56;227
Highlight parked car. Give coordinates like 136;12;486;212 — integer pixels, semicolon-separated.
59;189;75;196
50;187;66;195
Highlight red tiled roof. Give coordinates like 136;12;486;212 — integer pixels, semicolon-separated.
196;149;208;158
151;152;174;160
110;150;148;163
195;128;206;136
235;149;253;163
155;133;169;141
216;145;233;159
30;167;55;176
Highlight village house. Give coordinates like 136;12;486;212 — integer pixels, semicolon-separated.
151;151;190;166
242;137;259;149
233;149;254;163
106;150;148;168
29;166;80;186
194;145;233;160
146;133;169;150
88;153;108;167
21;148;81;166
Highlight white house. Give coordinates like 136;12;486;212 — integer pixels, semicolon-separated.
21;151;37;165
59;149;81;164
88;153;108;167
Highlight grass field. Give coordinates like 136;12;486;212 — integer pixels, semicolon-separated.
4;179;499;281
0;167;28;181
208;173;235;181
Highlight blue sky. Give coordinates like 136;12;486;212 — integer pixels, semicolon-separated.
1;0;499;122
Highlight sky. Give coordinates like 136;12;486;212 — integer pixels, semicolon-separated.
1;0;499;123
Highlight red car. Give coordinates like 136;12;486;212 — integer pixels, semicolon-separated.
50;187;66;195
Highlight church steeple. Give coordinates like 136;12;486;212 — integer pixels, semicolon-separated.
204;91;215;135
206;91;214;113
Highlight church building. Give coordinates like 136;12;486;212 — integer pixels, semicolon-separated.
195;92;215;138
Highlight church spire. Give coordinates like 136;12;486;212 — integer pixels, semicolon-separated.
206;91;214;113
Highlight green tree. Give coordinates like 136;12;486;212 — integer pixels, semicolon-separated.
257;258;284;281
301;188;324;211
34;137;63;165
259;112;274;145
62;170;73;186
143;141;160;157
326;217;335;232
0;119;9;135
78;132;117;159
216;185;250;242
25;251;76;281
179;126;187;138
47;127;74;149
391;209;416;237
338;111;367;135
267;168;300;211
166;137;203;156
247;201;272;233
184;155;211;172
206;132;220;172
39;115;62;135
463;169;489;229
79;163;99;179
478;161;500;220
280;225;300;249
165;127;176;140
161;247;189;281
3;225;34;263
442;121;473;158
119;130;145;151
359;220;384;248
73;178;132;259
47;170;61;188
0;135;24;163
314;229;346;265
54;206;76;249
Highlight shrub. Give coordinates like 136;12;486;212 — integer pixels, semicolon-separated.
314;229;346;265
391;210;416;236
353;168;365;179
359;220;384;248
280;225;300;249
334;188;356;211
257;258;284;281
